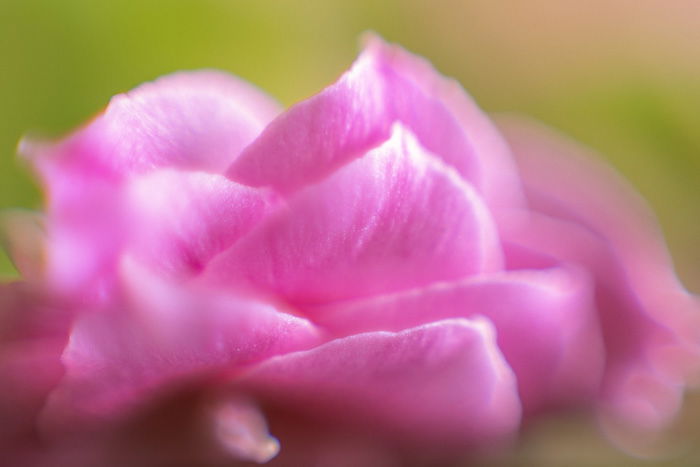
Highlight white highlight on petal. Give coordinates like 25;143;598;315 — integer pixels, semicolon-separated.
212;397;280;464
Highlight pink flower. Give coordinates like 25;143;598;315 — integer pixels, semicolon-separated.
2;35;698;465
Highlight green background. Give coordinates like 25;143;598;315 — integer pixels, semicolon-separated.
1;1;699;464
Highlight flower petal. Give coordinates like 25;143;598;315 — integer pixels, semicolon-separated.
0;338;65;439
497;115;699;340
126;170;279;277
0;282;68;455
310;266;604;413
497;116;700;427
40;260;321;433
22;71;281;301
502;209;699;432
239;318;521;446
360;33;524;212
204;124;502;304
23;70;281;176
39;170;275;302
228;36;524;213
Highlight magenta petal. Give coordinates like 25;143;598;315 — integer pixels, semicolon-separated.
40;261;321;432
497;116;700;430
239;318;521;445
228;36;524;213
203;124;502;304
311;266;604;413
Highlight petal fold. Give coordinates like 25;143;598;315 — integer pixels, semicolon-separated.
311;266;604;413
497;116;700;431
204;124;502;304
126;170;279;276
40;171;275;301
238;318;521;446
228;36;523;213
40;260;321;433
22;71;281;301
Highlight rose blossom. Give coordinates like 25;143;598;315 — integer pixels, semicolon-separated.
1;34;698;466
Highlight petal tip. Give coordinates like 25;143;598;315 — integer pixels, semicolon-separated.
16;134;48;162
0;210;46;279
213;398;280;463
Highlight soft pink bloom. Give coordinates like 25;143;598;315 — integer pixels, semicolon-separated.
2;35;698;466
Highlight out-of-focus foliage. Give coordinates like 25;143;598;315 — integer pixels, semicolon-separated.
3;0;699;287
1;0;699;289
1;0;699;465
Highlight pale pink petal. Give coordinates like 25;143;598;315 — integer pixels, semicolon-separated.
228;36;524;214
497;115;700;431
37;171;275;302
40;260;321;433
203;124;502;304
23;70;281;176
20;71;281;301
238;318;521;446
503;210;699;433
126;170;279;277
497;115;699;342
360;33;524;212
310;266;604;413
36;175;124;301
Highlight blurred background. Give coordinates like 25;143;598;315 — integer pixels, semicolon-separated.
1;0;698;465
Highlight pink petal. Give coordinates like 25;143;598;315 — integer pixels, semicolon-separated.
23;70;281;176
126;170;279;276
0;338;66;439
40;260;321;433
497;115;699;336
238;318;521;446
0;282;68;454
22;71;281;301
497;116;700;430
37;174;124;301
38;171;275;302
203;124;502;304
228;36;524;213
360;33;524;213
310;266;604;413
